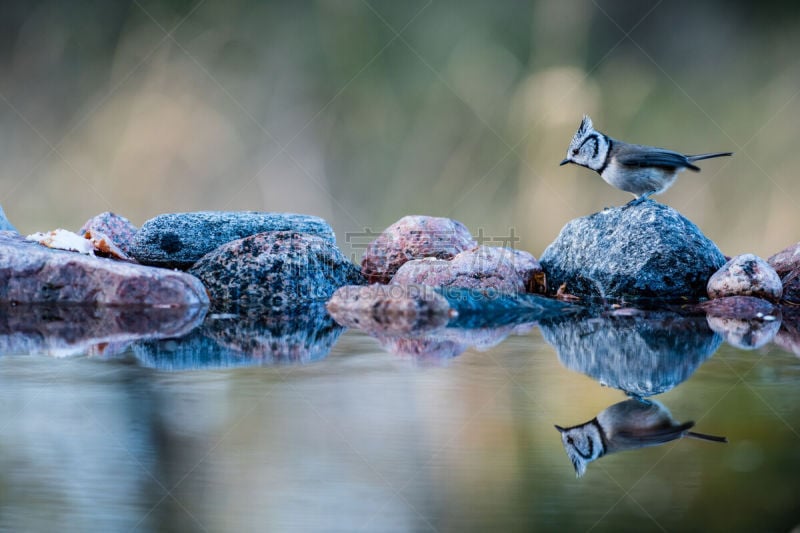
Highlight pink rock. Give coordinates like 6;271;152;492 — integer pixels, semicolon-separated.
360;216;478;284
707;254;782;301
768;242;800;304
80;211;138;258
326;284;453;335
0;233;208;306
391;246;527;293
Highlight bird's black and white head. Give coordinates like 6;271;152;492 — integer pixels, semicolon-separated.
560;115;610;172
555;421;606;477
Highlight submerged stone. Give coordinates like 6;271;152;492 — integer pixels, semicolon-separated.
189;231;364;309
0;304;206;357
0;233;208;306
130;211;336;269
707;254;782;301
539;310;722;397
327;284;453;335
130;302;342;369
539;201;726;300
361;215;478;284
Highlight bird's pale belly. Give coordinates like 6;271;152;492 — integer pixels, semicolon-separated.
600;161;681;197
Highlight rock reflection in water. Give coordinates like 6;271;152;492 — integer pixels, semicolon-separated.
0;304;206;357
539;310;723;397
131;302;343;370
556;398;727;477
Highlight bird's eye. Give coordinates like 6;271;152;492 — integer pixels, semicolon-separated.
567;437;574;445
572;149;579;155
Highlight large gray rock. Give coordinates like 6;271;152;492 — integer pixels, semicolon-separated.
540;201;726;300
0;233;208;305
539;310;722;397
130;211;336;269
189;231;364;309
0;205;15;233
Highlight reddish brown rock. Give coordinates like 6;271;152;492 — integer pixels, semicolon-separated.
699;296;781;351
80;211;138;259
768;242;800;305
391;246;528;293
326;284;453;335
189;231;364;309
360;215;478;283
0;233;208;306
707;254;782;301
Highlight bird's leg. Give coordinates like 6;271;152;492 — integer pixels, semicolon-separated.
625;192;654;208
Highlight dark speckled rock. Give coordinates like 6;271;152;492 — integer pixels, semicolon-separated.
130;211;336;269
189;231;364;309
539;201;726;301
767;242;800;305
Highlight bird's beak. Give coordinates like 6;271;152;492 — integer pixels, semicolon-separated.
559;158;570;166
554;425;566;433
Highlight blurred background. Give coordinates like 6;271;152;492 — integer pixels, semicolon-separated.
1;0;799;259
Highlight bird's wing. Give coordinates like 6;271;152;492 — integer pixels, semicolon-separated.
615;147;700;171
613;421;695;448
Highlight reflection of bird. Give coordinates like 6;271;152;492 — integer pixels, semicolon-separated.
555;398;727;477
559;115;732;203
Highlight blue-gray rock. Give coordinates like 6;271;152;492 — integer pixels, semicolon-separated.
189;231;364;309
0;233;208;306
130;211;336;269
130;302;342;369
539;310;722;397
0;205;16;233
539;201;726;301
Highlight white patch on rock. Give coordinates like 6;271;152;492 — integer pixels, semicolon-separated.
26;229;95;255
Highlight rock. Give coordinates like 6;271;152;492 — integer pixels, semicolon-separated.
539;201;726;300
130;302;342;369
0;205;16;233
361;215;477;283
699;296;781;350
773;307;800;357
391;246;531;293
539;310;722;397
189;231;363;309
393;246;545;294
0;304;206;357
0;233;208;305
327;284;453;335
80;211;138;259
707;254;782;301
767;242;800;304
130;211;336;269
697;295;779;319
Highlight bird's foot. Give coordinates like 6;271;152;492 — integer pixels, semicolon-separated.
624;194;654;208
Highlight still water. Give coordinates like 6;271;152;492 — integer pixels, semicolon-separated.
0;304;798;532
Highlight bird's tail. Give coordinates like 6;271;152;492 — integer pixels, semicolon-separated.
686;152;733;162
686;431;728;443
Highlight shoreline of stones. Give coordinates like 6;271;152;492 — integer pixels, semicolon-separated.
1;203;799;327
